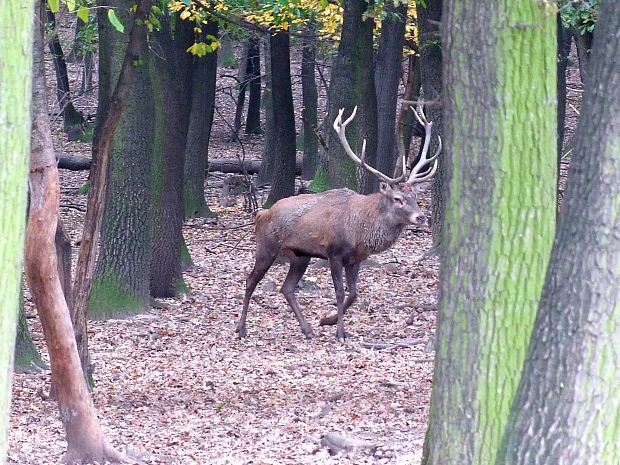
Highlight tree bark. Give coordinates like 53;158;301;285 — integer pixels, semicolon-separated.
0;0;33;453
245;34;262;135
375;1;407;178
46;9;85;134
418;0;444;243
322;0;377;192
73;0;151;374
422;2;557;465
183;19;219;219
26;5;127;462
256;36;277;187
301;22;319;180
498;4;620;464
149;14;193;297
265;29;297;206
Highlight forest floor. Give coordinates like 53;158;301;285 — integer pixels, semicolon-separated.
8;22;583;465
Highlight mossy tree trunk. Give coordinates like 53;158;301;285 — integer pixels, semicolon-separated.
264;29;296;207
183;19;219;219
149;14;194;297
14;301;43;373
0;0;33;453
323;0;377;191
422;2;557;465
498;5;620;464
89;0;154;320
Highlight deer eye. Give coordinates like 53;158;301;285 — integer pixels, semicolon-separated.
394;197;404;206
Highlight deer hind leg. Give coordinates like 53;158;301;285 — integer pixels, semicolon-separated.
238;243;279;338
281;253;314;338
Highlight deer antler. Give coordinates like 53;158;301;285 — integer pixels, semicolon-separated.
333;107;406;185
406;105;441;184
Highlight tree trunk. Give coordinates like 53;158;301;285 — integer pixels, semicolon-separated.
323;0;377;192
183;19;219;219
0;1;33;453
149;14;193;297
572;29;593;85
89;0;154;321
498;5;620;464
245;34;262;135
375;1;407;178
232;39;250;139
26;5;127;462
422;2;557;465
14;300;43;373
265;29;297;207
73;0;151;375
256;36;276;187
418;0;444;243
301;22;319;180
46;9;85;134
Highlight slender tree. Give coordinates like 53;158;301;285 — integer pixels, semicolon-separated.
0;0;33;455
301;21;319;180
422;2;557;465
498;4;620;464
183;19;219;219
25;4;129;461
264;28;297;206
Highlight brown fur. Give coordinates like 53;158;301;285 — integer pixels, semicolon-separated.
238;183;426;340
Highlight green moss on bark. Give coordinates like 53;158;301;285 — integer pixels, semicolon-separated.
89;272;147;320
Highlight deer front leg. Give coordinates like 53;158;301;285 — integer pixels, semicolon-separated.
329;258;347;341
319;262;360;327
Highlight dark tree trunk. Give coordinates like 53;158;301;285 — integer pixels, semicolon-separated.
89;0;154;322
245;34;262;135
73;0;151;377
301;22;319;180
375;1;407;178
394;53;424;177
183;19;219;219
324;0;378;192
265;29;296;206
149;15;193;297
26;5;127;461
418;0;444;243
232;39;250;139
46;9;85;134
572;29;593;85
499;4;620;464
256;37;277;187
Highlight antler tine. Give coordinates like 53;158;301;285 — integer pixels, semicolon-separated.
333;107;406;185
407;105;441;184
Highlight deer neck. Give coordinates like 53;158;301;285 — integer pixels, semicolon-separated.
357;194;406;255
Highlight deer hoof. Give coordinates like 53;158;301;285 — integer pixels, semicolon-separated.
319;313;338;326
303;328;315;339
236;325;247;339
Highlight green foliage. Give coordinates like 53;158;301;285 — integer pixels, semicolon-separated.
559;0;599;35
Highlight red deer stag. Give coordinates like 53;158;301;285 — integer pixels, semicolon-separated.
238;105;441;341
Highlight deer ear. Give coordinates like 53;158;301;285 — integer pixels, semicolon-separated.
379;182;391;194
